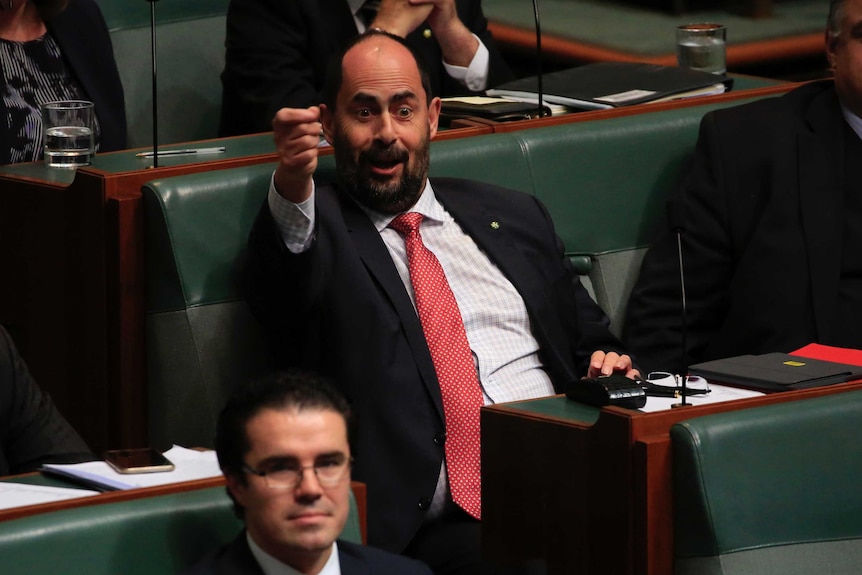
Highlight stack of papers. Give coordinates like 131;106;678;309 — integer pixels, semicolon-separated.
41;445;222;491
0;483;98;511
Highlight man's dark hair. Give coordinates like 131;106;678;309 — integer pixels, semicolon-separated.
215;369;352;516
321;29;434;109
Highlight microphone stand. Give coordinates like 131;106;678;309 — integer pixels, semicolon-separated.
669;201;690;408
147;0;159;168
530;0;544;118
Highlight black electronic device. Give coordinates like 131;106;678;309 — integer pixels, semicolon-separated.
565;374;647;409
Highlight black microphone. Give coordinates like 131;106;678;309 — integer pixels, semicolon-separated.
667;198;690;408
147;0;159;168
530;0;545;118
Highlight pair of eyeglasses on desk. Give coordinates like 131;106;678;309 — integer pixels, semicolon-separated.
639;372;711;398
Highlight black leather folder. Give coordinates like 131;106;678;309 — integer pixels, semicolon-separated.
688;352;862;391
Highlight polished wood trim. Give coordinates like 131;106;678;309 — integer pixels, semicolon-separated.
488;21;825;68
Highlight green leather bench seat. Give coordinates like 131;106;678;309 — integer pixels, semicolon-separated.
143;92;788;449
0;485;362;574
101;0;230;147
671;389;862;575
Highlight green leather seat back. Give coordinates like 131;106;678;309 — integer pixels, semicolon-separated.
671;389;862;575
143;163;277;449
103;0;230;147
0;485;362;574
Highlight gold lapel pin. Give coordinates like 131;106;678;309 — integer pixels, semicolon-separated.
490;221;500;230
423;28;432;39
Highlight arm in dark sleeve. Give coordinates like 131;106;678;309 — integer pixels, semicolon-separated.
0;326;94;476
220;0;337;136
622;112;736;375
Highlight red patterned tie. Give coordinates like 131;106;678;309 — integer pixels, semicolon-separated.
390;212;483;519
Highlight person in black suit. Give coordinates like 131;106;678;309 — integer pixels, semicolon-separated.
183;371;433;575
244;29;637;574
0;0;126;164
622;0;862;374
219;0;513;136
0;325;93;476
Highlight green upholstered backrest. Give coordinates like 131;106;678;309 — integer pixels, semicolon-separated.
103;0;230;147
0;485;362;574
671;390;862;575
142;163;277;449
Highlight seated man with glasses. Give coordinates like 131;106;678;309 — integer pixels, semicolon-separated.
184;370;432;575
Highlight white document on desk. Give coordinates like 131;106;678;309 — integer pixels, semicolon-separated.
41;445;221;491
0;482;98;510
639;383;764;413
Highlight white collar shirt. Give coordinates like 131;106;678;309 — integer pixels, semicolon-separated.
247;532;341;575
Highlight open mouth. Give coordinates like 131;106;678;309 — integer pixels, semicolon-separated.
363;148;408;178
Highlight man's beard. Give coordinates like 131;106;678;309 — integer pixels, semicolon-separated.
333;132;431;214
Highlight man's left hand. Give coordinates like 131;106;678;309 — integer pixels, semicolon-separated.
586;351;640;379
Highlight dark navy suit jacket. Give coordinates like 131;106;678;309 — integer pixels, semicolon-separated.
183;534;433;574
624;81;851;374
244;177;626;552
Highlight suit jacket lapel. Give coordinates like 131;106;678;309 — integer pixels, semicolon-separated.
799;87;846;341
338;542;372;575
338;191;445;419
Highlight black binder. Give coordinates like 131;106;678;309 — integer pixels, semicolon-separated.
688;352;862;392
486;62;733;111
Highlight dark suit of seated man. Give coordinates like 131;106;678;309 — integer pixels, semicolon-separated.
243;29;638;574
623;0;862;374
183;371;433;575
219;0;513;136
0;325;93;476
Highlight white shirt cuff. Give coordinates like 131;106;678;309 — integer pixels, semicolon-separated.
442;34;490;92
267;173;316;253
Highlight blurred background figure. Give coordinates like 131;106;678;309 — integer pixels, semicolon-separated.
218;0;513;136
0;0;126;165
0;324;94;476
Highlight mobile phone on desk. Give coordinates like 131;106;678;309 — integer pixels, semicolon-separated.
104;448;175;474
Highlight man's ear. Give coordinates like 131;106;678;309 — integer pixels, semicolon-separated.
225;472;248;508
320;104;334;143
428;96;441;140
826;30;839;71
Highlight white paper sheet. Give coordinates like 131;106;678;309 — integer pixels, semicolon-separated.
638;383;764;413
41;445;221;491
0;482;98;511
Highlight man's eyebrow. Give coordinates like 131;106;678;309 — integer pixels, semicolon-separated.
390;90;419;103
349;90;419;106
349;93;379;106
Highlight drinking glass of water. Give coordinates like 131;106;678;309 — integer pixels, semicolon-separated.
676;23;726;75
40;100;95;168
